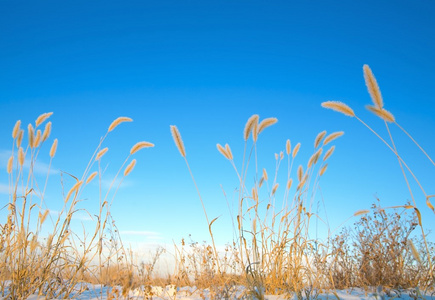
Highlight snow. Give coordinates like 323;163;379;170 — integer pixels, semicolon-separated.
5;283;434;300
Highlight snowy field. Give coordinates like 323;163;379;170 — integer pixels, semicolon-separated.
2;283;434;300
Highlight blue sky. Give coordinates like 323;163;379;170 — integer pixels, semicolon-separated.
1;0;435;257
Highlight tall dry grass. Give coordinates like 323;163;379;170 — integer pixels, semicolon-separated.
1;114;154;298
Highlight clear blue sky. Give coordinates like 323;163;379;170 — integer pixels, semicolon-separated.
1;0;435;256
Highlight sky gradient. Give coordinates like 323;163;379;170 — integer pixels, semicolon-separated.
1;0;435;260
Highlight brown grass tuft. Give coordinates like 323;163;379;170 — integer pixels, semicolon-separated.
124;159;137;176
363;64;383;109
321;101;355;117
96;147;109;161
244;114;259;141
257;117;278;135
366;105;395;123
12;120;21;139
130;141;154;155
170;125;186;157
50;139;58;158
323;131;344;146
108;117;133;132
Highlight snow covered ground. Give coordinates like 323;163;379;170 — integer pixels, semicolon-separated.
4;283;433;300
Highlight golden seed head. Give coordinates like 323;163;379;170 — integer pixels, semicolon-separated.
408;240;421;263
286;178;293;190
217;143;228;159
257;117;278;135
314;130;327;148
130;141;154;155
321;101;355;117
262;168;268;182
353;209;370;217
16;130;24;148
34;130;42;148
124;159;137;176
286;139;291;155
35;112;53;127
39;209;49;225
50;139;58;158
275;153;278;160
7;156;13;174
292;143;301;158
12;120;21;139
65;180;83;203
225;144;233;160
323;146;336;161
366;105;395;123
108;116;133;132
297;165;303;182
363;64;383;109
319;164;328;176
28;123;34;148
323;131;344;146
86;171;98;184
243;114;259;141
18;147;25;166
280;151;284;160
42;121;52;142
170;125;186;157
96;147;109;161
252;187;258;202
272;183;279;196
252;120;259;142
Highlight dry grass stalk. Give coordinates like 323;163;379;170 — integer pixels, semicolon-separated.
86;171;98;184
12;120;21;139
252;120;259;142
366;105;395;123
292;142;301;158
323;146;335;161
286;139;291;155
18;147;25;166
323;131;344;146
28;123;35;148
35;112;53;127
170;125;186;157
363;64;383;109
321;101;355;117
7;155;13;174
408;240;421;263
130;141;154;155
314;130;327;148
50;139;58;158
217;143;229;159
244;114;259;141
96;147;109;161
124;159;137;176
65;180;83;202
42;121;52;142
297;165;303;182
108;116;133;132
257;117;278;135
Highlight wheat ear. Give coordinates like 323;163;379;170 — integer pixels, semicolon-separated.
363;64;383;108
130;141;154;155
244;114;259;141
321;101;355;117
170;125;186;157
35;112;53;127
366;105;395;123
108;117;133;132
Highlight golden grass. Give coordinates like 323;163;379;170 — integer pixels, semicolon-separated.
49;138;58;158
323;131;344;146
170;125;186;157
130;141;155;155
314;130;326;148
257;117;278;135
124;159;137;176
96;147;109;161
108;116;133;132
366;105;395;122
321;101;355;117
244;114;259;141
35;112;53;127
363;64;383;108
12;120;21;139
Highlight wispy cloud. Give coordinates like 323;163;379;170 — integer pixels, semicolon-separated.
0;183;10;195
0;149;59;175
120;230;163;240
